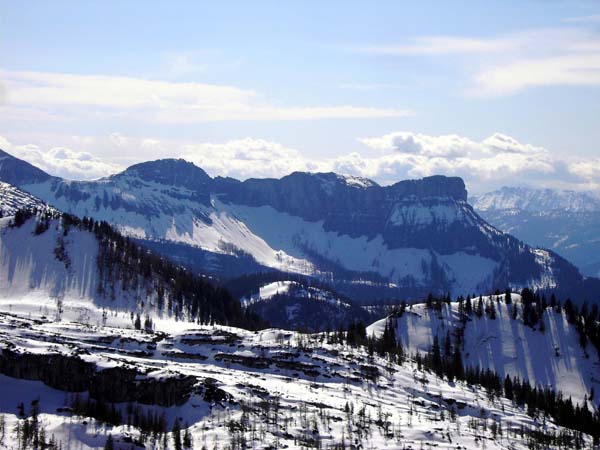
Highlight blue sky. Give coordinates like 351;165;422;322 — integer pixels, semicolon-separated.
1;1;599;193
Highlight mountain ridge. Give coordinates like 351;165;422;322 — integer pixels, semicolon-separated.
1;149;597;303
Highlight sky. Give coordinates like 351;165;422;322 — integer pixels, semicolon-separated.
1;1;599;194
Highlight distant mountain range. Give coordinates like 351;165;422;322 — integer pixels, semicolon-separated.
472;186;600;279
472;186;600;213
1;148;598;305
1;158;598;449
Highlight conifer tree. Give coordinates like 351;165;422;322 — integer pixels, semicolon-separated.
504;288;512;304
104;434;114;450
172;419;182;450
183;424;193;450
430;336;443;377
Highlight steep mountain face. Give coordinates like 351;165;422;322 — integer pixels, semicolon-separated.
472;187;600;278
0;149;594;302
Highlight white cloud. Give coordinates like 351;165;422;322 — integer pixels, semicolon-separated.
2;132;598;193
569;158;600;182
0;69;411;123
180;132;599;192
359;27;600;96
180;138;325;179
471;53;600;96
360;132;479;157
0;135;122;180
165;51;208;77
482;133;547;154
357;131;599;192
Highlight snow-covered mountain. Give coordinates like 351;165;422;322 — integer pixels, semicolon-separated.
472;186;600;213
0;149;596;302
472;187;600;278
368;294;600;409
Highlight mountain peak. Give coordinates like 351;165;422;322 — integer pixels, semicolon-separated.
0;149;53;186
118;158;213;192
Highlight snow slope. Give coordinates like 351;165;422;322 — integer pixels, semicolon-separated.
0;215;147;324
368;295;600;408
0;181;52;215
0;309;595;449
0;212;253;329
0;216;99;300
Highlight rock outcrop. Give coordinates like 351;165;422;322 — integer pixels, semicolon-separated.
0;348;196;407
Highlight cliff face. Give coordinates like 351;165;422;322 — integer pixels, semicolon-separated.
216;173;467;218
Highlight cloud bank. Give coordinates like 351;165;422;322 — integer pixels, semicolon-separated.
1;132;598;193
0;135;121;180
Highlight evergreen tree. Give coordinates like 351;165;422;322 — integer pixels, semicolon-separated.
104;434;114;450
504;288;512;305
504;375;513;400
452;346;464;380
172;419;183;450
465;295;473;315
486;299;497;320
430;336;443;377
379;319;397;356
183;424;193;449
444;330;452;357
426;293;434;309
476;296;484;317
143;315;153;332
